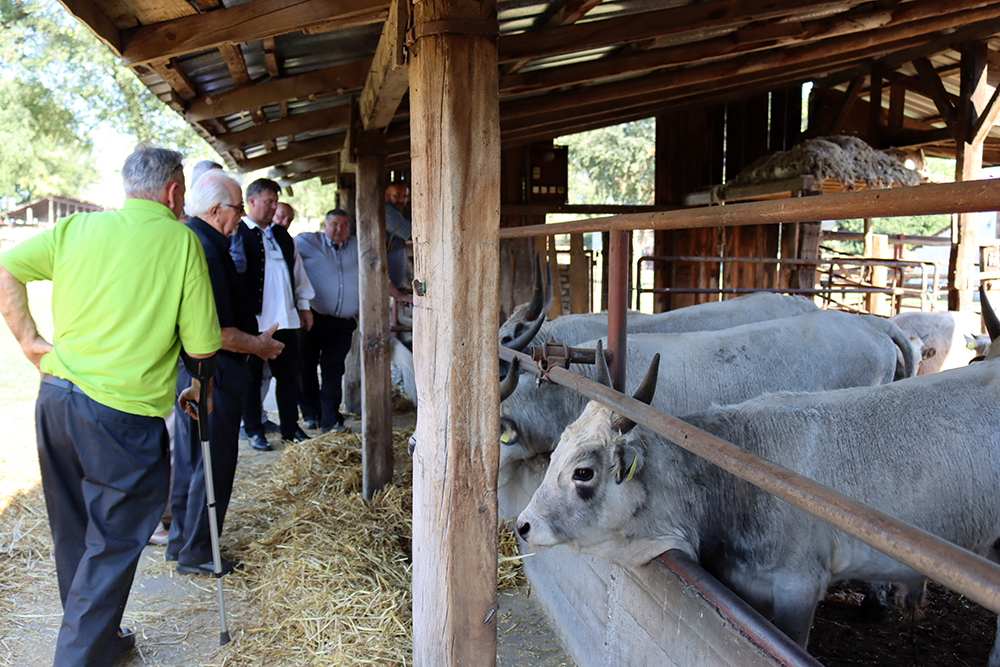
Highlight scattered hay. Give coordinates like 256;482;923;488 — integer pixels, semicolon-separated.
724;135;922;194
208;427;524;666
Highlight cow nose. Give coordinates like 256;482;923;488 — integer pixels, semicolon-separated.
517;520;530;539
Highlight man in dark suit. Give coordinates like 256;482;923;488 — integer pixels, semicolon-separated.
169;170;284;575
230;178;314;450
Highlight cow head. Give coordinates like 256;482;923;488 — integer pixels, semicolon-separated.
515;346;664;566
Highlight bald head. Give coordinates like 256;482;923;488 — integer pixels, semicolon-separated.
273;202;295;229
385;182;409;211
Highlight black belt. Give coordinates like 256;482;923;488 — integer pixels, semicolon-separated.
313;311;355;323
41;374;88;395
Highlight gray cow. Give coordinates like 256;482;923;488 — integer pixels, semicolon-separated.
517;308;1000;663
499;308;917;507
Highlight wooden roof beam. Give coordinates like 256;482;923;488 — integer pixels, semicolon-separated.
148;59;198;100
263;37;281;79
498;0;860;65
54;0;122;56
359;0;408;130
215;105;351;152
234;134;346;173
185;60;370;122
500;0;1000;97
120;0;387;66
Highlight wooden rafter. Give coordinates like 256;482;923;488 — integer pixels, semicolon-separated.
54;0;122;55
215;106;351;152
359;0;408;130
235;134;346;173
120;0;386;66
147;59;197;100
218;43;250;87
186;60;370;122
263;37;281;79
500;0;1000;97
829;77;866;134
503;0;601;75
913;57;957;125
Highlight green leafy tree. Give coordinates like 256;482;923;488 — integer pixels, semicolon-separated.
560;119;656;206
0;0;209;207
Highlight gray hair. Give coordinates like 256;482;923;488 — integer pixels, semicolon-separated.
122;145;184;200
186;170;241;220
191;160;224;186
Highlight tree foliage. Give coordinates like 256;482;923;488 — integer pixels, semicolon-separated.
559;119;656;205
0;0;209;207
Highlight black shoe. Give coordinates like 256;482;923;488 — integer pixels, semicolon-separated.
113;627;136;657
176;557;240;576
262;419;280;434
249;434;272;451
303;417;319;429
284;427;310;443
164;551;178;562
321;423;347;433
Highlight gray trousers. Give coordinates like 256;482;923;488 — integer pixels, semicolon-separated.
36;376;168;667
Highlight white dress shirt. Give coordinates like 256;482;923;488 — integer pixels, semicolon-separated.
242;218;314;331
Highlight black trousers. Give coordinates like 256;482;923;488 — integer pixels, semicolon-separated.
168;353;248;566
242;327;301;439
36;376;168;667
300;312;356;428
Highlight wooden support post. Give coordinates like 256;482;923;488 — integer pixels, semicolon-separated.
607;229;629;391
865;233;890;316
354;129;394;499
409;1;501;665
568;233;590;313
950;41;988;312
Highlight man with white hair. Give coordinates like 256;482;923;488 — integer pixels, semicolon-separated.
0;144;220;665
168;170;285;576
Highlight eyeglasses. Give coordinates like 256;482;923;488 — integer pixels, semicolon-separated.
224;203;245;213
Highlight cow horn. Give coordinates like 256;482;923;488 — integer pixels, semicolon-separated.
499;358;521;401
524;254;546;321
594;340;612;387
504;312;546;352
981;285;1000;341
611;354;661;434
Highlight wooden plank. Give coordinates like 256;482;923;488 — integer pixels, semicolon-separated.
234;133;345;173
568;233;590;314
503;0;601;75
409;0;500;665
187;60;370;122
829;76;865;134
53;0;122;55
214;105;351;152
359;0;409;130
353;126;393;498
973;80;1000;146
218;43;250;86
120;0;386;66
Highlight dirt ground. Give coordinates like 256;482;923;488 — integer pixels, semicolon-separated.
0;400;574;667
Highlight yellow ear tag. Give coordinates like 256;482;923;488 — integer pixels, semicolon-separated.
624;455;638;482
500;428;510;444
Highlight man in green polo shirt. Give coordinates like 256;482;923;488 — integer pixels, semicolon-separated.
0;145;221;667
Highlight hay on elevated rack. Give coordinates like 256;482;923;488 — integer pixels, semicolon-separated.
207;426;524;667
724;135;922;195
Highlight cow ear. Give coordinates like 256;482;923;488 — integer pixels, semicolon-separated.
614;441;644;485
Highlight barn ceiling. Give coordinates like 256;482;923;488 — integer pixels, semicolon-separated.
56;0;1000;186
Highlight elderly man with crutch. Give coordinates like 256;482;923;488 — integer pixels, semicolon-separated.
168;169;284;578
0;145;220;666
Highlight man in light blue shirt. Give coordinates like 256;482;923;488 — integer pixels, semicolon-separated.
295;209;359;432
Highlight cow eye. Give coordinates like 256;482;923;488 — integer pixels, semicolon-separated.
572;468;594;482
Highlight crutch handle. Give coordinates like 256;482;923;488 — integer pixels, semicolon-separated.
179;350;216;442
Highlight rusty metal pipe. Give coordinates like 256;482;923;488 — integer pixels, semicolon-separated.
498;346;1000;615
607;229;629;391
498;179;1000;239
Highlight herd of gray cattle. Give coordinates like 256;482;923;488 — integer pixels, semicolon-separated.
499;265;1000;665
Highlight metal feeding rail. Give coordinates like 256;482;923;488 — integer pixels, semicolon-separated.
634;255;942;311
498;345;1000;616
